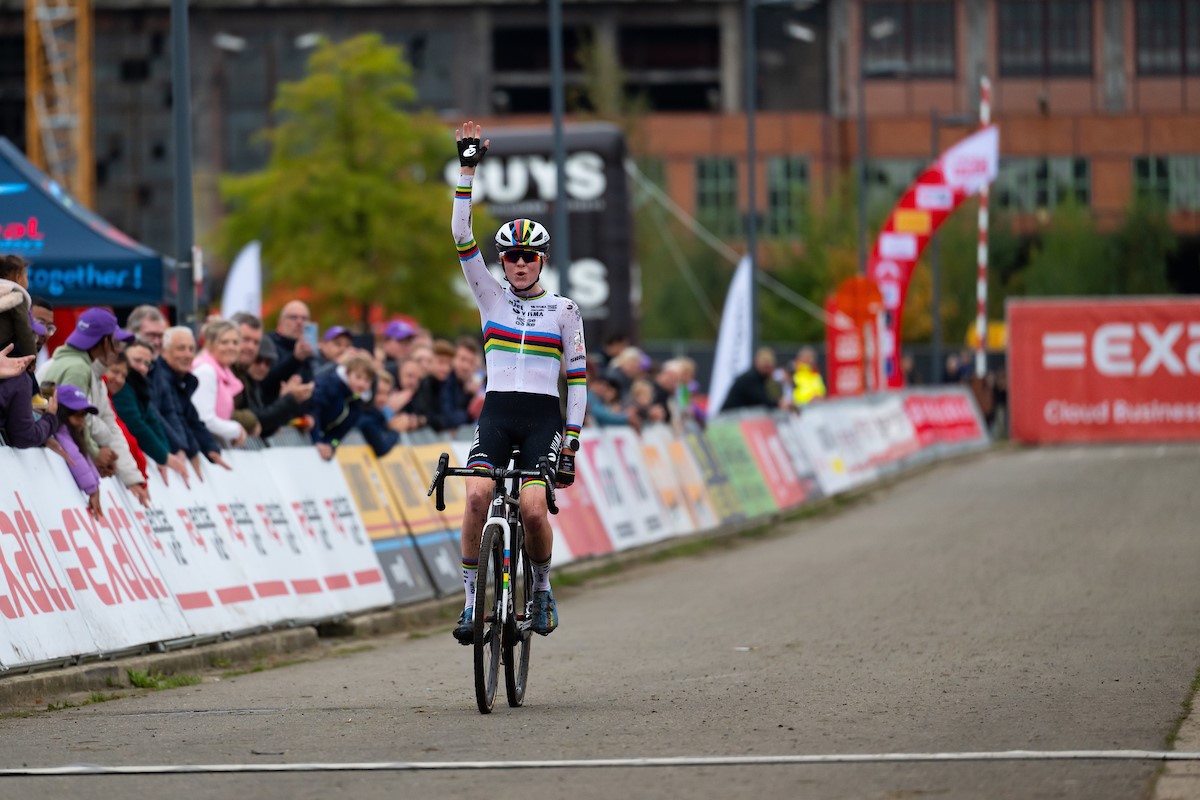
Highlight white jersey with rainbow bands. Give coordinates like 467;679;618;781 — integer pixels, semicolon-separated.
452;174;587;440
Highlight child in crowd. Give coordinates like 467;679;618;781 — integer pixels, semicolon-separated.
310;353;375;461
356;370;400;457
53;384;103;519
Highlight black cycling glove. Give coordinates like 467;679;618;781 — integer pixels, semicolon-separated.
457;133;488;168
556;452;575;487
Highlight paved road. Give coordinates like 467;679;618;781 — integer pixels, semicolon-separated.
2;445;1199;799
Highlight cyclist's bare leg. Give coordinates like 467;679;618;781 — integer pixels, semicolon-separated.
519;485;552;563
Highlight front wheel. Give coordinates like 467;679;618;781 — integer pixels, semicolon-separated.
473;524;504;714
504;541;533;707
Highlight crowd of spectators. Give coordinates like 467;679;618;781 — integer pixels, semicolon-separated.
6;249;961;510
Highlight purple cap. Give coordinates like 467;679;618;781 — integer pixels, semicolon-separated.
384;320;415;341
29;310;46;338
57;384;98;415
66;308;133;350
323;325;352;343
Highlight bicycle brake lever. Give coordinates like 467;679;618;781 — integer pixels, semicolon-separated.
429;453;449;511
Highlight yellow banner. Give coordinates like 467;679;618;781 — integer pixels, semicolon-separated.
378;447;447;535
335;445;409;542
893;209;932;235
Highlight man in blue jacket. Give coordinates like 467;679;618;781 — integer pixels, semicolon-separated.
148;327;231;475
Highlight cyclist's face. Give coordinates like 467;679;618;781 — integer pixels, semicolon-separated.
503;252;542;292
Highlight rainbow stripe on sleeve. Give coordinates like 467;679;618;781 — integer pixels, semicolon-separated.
455;184;472;199
457;238;480;261
565;423;582;437
566;368;586;386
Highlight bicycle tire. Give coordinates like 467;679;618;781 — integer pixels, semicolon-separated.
504;538;533;707
473;524;504;714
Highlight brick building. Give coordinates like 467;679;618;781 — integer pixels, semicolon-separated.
0;0;1197;270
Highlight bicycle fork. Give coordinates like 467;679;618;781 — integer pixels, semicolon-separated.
487;501;512;630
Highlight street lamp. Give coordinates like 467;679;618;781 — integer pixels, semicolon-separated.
929;110;973;384
856;16;898;277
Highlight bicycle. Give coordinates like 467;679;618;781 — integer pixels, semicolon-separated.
427;450;559;714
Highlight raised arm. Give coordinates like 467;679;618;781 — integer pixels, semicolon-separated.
453;120;504;313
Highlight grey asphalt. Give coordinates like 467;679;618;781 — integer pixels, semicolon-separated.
1;444;1198;800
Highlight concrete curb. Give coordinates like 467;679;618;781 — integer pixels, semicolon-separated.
0;443;998;712
0;627;319;709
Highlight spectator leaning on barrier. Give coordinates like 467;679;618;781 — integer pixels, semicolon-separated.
722;347;785;412
113;340;190;486
585;373;634;428
792;346;827;409
125;304;167;357
386;357;431;431
0;341;57;448
356;370;400;456
149;326;231;474
606;345;646;403
434;336;482;432
421;339;457;432
314;326;353;378
231;315;313;439
37;307;151;506
101;354;148;480
263;300;316;405
0;255;37;361
53;384;104;519
191;317;253;448
310;352;375;461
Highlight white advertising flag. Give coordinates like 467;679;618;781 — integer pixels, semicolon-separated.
220;240;263;319
708;255;753;415
939;125;999;195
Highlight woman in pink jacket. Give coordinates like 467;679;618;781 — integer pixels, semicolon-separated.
191;317;257;447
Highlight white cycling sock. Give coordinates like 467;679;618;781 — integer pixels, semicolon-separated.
462;558;477;610
532;556;552;592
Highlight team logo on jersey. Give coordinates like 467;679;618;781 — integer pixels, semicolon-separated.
573;330;584;353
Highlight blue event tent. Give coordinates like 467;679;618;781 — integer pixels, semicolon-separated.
0;137;166;306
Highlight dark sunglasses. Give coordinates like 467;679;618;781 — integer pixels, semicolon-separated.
500;250;542;264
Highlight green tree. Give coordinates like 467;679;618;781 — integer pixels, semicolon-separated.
1021;199;1116;296
1109;195;1176;294
214;34;484;330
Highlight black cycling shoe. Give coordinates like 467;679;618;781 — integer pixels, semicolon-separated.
530;590;558;636
452;608;473;645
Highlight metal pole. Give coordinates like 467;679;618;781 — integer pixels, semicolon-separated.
170;0;196;328
930;109;942;384
549;0;572;297
974;76;991;379
855;38;868;276
744;0;759;352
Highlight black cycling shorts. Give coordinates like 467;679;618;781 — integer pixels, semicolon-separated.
466;392;563;481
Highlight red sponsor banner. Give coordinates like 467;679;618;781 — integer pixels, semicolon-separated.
825;297;864;397
1008;298;1200;443
738;417;809;509
903;393;983;447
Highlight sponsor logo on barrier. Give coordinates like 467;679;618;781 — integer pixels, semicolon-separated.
1041;323;1200;376
1010;299;1200;443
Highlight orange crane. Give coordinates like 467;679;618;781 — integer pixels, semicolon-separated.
24;0;94;208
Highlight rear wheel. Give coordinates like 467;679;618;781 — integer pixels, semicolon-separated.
473;524;504;714
505;535;533;707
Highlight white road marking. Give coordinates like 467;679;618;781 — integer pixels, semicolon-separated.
4;751;1200;776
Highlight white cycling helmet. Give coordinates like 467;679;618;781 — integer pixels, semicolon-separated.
495;218;551;255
